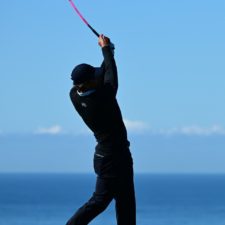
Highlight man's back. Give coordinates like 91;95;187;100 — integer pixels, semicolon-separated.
70;83;129;153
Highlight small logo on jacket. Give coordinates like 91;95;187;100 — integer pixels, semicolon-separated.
81;102;87;107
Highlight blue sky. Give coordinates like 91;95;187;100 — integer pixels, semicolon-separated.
0;0;225;173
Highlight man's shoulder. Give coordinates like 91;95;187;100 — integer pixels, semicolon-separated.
69;86;78;102
70;86;77;95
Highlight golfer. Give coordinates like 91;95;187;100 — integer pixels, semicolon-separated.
66;34;136;225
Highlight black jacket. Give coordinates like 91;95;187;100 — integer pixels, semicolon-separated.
70;46;129;154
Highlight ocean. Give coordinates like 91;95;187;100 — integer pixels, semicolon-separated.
0;174;225;225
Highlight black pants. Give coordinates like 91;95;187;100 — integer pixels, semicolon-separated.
66;149;136;225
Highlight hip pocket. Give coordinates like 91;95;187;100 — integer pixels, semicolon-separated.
93;153;115;177
93;153;104;175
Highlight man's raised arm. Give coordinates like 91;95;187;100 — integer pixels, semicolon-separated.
98;34;118;93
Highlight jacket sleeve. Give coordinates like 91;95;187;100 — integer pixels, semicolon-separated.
101;46;118;94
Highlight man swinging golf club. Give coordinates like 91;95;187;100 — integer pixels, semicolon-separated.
66;34;136;225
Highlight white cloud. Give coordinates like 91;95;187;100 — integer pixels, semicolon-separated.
124;119;149;133
35;125;63;135
5;123;225;137
159;124;225;136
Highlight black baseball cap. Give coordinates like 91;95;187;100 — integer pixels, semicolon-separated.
71;63;104;85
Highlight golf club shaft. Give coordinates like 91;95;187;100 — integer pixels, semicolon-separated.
68;0;99;37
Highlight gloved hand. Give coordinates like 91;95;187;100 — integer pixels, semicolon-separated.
98;34;115;55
